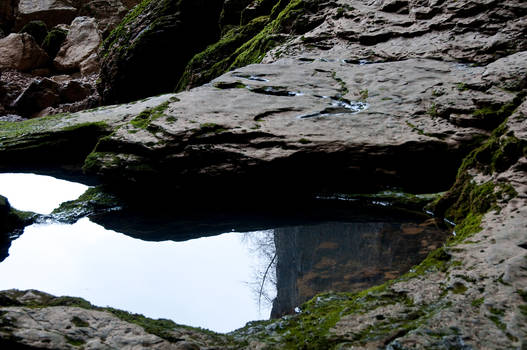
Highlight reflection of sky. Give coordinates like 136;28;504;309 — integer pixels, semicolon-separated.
0;173;273;333
0;173;88;214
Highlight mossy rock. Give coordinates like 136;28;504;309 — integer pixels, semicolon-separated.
98;0;224;104
42;27;68;58
19;20;48;45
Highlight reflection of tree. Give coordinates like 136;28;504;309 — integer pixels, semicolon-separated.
241;229;277;314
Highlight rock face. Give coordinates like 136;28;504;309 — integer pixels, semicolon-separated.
53;16;101;74
15;0;77;31
83;55;524;199
97;0;225;104
0;33;49;71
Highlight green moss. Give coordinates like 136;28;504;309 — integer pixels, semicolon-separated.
213;81;247;89
517;290;527;302
71;316;89;328
456;83;468;91
451;282;468;294
427;104;439;118
177;16;269;90
101;0;154;56
299;138;311;144
359;89;369;100
471;298;484;307
130;101;170;130
519;305;527;317
65;336;85;346
42;27;68;57
52;186;120;224
19;20;48;44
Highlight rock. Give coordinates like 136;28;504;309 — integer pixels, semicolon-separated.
0;0;527;348
0;196;32;262
18;20;48;45
41;26;68;58
0;114;25;122
75;0;133;35
0;33;49;71
79;52;99;76
12;78;61;117
220;0;253;28
270;0;527;65
54;16;101;73
15;0;77;31
0;290;229;349
97;0;225;104
59;79;92;103
120;0;142;9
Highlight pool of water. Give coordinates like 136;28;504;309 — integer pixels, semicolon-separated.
0;173;450;333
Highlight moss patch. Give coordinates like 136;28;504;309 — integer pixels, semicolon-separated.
70;316;89;328
130;101;171;130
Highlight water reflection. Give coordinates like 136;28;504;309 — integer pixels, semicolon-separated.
0;173;450;332
0;218;272;333
270;220;447;317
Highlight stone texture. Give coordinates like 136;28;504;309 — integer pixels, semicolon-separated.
15;0;77;31
0;290;229;349
85;56;522;198
53;16;101;74
0;0;526;348
0;33;49;71
264;0;527;65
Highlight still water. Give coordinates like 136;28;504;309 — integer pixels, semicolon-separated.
0;173;273;333
0;173;450;333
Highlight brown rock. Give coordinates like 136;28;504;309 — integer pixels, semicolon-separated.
0;33;49;71
54;16;101;73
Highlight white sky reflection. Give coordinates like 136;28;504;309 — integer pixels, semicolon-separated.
0;173;88;214
0;173;274;333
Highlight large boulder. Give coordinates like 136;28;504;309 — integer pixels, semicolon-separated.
15;0;77;31
97;0;224;104
53;16;101;74
0;33;49;71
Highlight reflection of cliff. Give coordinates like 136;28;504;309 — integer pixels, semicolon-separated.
271;220;448;317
